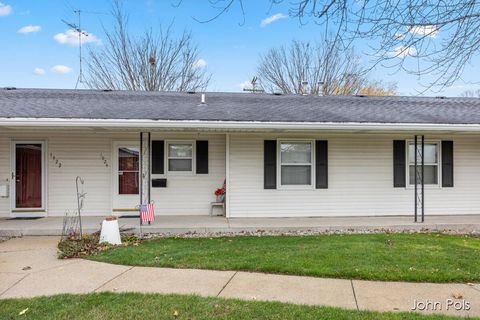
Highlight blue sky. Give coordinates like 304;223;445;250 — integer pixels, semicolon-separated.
0;0;478;96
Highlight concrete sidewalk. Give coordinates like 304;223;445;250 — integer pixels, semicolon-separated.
1;237;479;318
1;214;480;236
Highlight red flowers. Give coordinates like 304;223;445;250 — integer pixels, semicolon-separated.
214;188;224;196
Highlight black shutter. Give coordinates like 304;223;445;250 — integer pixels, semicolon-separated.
264;140;277;189
315;140;328;189
196;140;209;174
151;140;164;174
442;141;454;187
393;140;406;187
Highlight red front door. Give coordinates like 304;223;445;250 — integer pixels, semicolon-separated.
15;143;43;208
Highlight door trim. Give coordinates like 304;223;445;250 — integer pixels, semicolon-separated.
112;141;140;214
10;140;47;217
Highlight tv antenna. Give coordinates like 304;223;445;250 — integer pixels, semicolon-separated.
243;76;265;93
62;10;89;89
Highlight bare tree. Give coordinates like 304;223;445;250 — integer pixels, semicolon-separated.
257;39;396;96
461;89;480;97
357;81;397;96
190;0;480;89
86;3;210;91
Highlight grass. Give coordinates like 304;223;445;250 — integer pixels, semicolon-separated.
0;292;466;320
89;233;480;283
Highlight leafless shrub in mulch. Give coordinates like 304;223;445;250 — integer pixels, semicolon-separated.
57;233;141;259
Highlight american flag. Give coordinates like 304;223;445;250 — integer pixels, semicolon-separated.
140;203;155;224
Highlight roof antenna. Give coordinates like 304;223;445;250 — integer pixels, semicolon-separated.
62;10;89;89
243;76;265;93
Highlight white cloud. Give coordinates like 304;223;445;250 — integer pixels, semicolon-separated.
0;2;12;16
54;29;100;46
51;65;72;74
33;68;45;75
18;25;41;34
408;25;438;38
391;45;417;58
193;59;207;69
239;80;252;90
260;13;287;27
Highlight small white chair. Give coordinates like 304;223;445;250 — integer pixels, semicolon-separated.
210;201;225;216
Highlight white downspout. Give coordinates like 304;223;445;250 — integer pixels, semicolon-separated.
225;133;230;218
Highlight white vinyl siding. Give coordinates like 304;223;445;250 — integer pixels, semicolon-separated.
228;133;480;217
2;129;480;219
0;130;225;217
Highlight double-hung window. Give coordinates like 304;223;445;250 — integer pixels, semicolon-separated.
408;142;439;185
279;141;313;187
167;143;193;172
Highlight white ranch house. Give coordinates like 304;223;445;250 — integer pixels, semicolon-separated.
1;88;480;220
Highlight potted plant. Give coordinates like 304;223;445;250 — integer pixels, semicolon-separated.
214;187;225;203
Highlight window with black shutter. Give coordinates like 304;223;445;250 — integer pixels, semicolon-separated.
393;140;406;187
264;140;277;189
196;140;209;174
315;140;328;189
442;141;454;187
151;140;164;174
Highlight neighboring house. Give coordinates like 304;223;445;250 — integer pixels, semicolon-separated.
1;88;480;219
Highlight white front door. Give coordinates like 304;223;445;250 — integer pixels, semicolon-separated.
11;141;47;217
112;142;140;214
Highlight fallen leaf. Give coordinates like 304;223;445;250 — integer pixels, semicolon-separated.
19;308;29;315
22;266;31;271
173;310;179;317
452;292;464;299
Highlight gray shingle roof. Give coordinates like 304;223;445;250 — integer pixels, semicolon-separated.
1;88;480;124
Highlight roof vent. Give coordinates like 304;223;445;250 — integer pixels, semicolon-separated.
435;96;447;99
4;87;16;90
317;82;325;96
272;92;282;96
187;91;196;94
355;94;366;98
301;81;309;95
102;89;113;92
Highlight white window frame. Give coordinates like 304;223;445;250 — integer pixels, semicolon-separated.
406;140;441;188
277;139;315;190
166;140;195;175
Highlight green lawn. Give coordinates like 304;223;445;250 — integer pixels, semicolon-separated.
0;292;465;320
89;233;480;282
